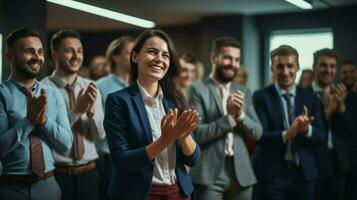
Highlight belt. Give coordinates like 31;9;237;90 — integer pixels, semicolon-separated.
0;171;54;183
55;162;96;175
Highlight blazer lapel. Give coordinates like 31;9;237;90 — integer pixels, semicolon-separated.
129;82;153;143
295;87;303;118
207;78;223;115
270;85;286;128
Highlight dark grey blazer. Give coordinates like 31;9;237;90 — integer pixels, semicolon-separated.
188;77;262;187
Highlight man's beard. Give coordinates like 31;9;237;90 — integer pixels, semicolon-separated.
14;58;41;79
214;64;237;83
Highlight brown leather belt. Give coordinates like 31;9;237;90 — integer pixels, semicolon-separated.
0;171;54;183
55;162;96;175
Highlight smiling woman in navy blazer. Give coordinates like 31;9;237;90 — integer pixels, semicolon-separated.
104;29;201;200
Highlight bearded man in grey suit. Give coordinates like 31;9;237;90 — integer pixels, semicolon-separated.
189;37;262;200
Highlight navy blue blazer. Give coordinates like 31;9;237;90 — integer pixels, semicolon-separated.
252;85;325;181
104;81;200;200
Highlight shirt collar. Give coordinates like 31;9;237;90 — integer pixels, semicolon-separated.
275;83;296;97
9;75;39;95
136;80;163;106
210;74;231;91
50;71;79;88
312;81;323;93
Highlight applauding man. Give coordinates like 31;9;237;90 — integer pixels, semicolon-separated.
311;49;350;200
253;45;324;200
0;28;72;200
41;29;105;200
189;37;262;200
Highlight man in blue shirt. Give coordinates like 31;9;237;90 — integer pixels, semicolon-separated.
0;28;73;200
96;36;134;200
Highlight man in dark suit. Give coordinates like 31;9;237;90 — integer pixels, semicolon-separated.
311;49;351;200
339;60;357;200
253;45;324;200
189;37;262;200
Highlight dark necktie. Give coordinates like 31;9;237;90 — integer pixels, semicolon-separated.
282;93;294;124
282;93;297;163
24;88;45;177
65;84;85;160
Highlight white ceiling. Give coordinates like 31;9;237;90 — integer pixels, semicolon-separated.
47;0;357;31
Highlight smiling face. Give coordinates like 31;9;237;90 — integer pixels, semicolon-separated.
340;63;357;90
53;37;83;75
314;55;337;87
271;54;300;90
8;36;44;79
212;46;240;83
132;36;170;84
177;58;197;88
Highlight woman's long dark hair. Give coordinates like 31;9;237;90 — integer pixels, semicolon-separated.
130;29;187;109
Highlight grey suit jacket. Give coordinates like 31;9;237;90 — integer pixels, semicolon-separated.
188;77;262;187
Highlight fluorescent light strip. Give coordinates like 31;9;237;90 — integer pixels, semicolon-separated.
285;0;313;9
47;0;155;28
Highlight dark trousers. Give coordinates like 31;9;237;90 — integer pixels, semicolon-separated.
55;168;99;200
0;176;61;200
255;162;315;200
314;150;346;200
96;154;113;200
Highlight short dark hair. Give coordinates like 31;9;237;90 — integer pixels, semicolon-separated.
178;51;198;65
106;36;135;71
270;45;299;64
130;29;186;108
313;48;338;68
340;59;356;68
211;37;240;54
50;29;81;51
6;27;41;50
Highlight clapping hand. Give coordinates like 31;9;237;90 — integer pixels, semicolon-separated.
74;82;97;117
160;108;200;143
27;89;48;126
285;106;314;141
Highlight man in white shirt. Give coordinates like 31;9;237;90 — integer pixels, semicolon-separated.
189;37;262;200
41;29;105;200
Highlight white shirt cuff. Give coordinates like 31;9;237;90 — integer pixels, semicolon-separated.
305;125;313;138
227;114;237;128
282;130;288;143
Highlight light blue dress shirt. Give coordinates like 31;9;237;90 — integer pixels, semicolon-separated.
97;74;127;154
0;76;73;175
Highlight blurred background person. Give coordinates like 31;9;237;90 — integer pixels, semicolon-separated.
195;60;205;81
77;65;91;79
311;48;350;200
96;36;135;200
339;60;357;200
299;69;315;88
339;60;357;92
233;67;248;86
89;55;106;80
177;51;199;95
